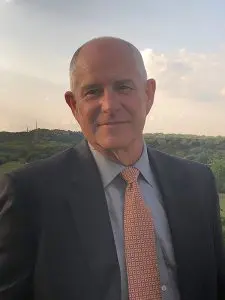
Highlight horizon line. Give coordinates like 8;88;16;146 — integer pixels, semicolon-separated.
0;128;225;138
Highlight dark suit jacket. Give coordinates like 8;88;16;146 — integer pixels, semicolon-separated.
0;139;225;300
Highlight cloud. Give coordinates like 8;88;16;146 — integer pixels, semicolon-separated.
220;87;225;97
141;47;225;102
2;0;79;13
0;70;77;132
1;48;225;136
141;48;225;135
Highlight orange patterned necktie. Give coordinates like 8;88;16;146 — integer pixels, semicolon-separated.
121;167;162;300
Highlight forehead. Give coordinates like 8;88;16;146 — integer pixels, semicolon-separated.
74;41;142;86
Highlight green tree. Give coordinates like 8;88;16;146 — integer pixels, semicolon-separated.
210;158;225;193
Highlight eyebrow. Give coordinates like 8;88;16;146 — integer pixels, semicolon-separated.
80;83;102;93
80;79;135;92
114;79;135;86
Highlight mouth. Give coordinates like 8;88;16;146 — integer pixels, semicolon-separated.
97;121;129;126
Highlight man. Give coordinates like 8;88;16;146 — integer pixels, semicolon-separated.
0;37;224;300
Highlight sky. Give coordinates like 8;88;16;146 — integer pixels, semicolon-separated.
0;0;225;135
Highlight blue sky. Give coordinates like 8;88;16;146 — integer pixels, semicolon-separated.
2;0;224;52
0;0;225;134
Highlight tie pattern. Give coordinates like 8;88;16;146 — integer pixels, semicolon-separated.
121;167;161;300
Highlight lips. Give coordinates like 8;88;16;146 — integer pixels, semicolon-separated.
97;121;129;126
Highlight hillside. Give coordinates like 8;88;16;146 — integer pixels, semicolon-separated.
1;129;225;163
0;129;225;193
0;129;83;164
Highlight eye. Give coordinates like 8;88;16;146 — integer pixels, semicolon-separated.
85;88;101;97
119;85;130;89
118;85;132;91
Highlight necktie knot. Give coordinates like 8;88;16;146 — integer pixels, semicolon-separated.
121;167;139;184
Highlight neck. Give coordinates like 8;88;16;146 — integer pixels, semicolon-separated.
90;138;144;166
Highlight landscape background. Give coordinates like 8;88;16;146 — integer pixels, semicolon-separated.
1;129;225;239
1;0;225;240
1;0;225;136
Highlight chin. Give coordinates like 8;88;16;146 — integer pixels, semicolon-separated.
97;135;131;150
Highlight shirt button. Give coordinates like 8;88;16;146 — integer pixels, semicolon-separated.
161;285;167;292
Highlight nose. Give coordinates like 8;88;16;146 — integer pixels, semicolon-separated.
101;87;120;113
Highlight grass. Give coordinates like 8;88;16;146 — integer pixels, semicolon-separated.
0;161;23;175
220;194;225;217
220;194;225;201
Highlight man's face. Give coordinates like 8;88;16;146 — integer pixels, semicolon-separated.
66;40;155;150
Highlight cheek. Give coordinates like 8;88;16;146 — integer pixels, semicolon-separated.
137;94;149;116
125;96;146;118
77;102;99;130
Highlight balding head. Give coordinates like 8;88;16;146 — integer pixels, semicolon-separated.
65;36;156;163
69;37;147;91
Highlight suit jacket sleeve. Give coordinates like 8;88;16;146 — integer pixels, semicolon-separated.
0;173;36;300
207;167;225;299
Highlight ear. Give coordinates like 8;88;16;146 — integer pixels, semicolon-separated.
145;78;156;114
65;91;78;118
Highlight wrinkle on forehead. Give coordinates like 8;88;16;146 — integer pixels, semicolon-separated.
69;37;147;91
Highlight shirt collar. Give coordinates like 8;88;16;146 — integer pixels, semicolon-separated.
133;143;152;186
89;142;152;188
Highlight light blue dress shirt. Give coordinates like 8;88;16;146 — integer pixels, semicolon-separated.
89;143;180;300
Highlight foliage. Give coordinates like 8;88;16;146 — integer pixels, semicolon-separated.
219;194;225;241
0;161;23;175
0;129;83;165
210;160;225;193
0;129;225;192
1;129;225;240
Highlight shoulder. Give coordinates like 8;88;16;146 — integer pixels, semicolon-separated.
1;143;85;192
7;148;74;180
147;147;219;205
148;145;209;169
0;145;84;212
147;146;214;182
2;139;91;189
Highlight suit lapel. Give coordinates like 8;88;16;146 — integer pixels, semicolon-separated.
147;147;200;300
65;140;121;299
